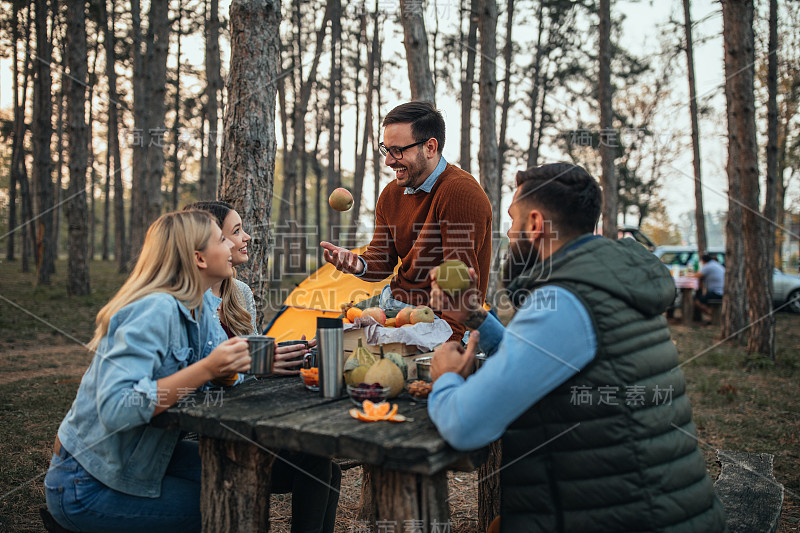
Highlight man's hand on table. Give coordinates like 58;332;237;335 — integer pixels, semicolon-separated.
431;331;479;382
320;241;364;275
429;265;487;329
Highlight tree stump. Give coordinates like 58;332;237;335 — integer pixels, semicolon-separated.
478;440;502;531
371;467;449;527
356;464;377;523
199;437;274;533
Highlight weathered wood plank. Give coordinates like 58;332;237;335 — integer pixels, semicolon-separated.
199;437;274;533
371;467;449;527
714;450;783;533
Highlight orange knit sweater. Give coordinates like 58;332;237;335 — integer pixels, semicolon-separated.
359;163;493;341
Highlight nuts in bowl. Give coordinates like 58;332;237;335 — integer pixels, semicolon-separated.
347;383;391;406
407;380;432;400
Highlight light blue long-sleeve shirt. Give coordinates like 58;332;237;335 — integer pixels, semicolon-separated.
427;286;597;451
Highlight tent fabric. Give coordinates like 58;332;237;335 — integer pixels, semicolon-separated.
264;246;398;341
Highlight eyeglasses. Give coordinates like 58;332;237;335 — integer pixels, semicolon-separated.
378;140;426;160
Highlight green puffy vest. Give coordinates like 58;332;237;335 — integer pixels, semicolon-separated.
500;235;727;533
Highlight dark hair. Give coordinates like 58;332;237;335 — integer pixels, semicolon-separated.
514;163;601;237
382;101;445;154
701;253;713;263
183;201;233;229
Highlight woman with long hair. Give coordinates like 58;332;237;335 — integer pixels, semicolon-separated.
43;211;251;532
186;201;340;533
185;201;312;376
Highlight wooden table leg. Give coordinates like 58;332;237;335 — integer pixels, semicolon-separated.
199;437;274;533
370;466;449;531
682;288;694;326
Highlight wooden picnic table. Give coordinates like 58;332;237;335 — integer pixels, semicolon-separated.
151;376;487;532
674;275;700;325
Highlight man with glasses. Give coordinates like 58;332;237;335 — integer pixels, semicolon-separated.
320;101;492;341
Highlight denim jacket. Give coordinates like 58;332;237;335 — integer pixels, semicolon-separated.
57;290;227;498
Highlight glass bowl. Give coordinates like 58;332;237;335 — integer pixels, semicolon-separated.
347;383;391;406
299;368;319;391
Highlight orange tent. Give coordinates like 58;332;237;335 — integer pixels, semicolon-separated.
264;247;399;342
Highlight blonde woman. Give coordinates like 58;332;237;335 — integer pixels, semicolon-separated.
43;211;251;532
186;201;313;375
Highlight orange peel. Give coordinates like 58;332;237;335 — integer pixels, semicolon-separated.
349;400;406;423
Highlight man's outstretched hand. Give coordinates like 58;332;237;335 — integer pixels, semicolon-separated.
320;241;364;275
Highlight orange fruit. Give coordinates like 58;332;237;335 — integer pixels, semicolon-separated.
347;307;363;322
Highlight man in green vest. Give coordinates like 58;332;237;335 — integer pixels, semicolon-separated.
427;163;727;532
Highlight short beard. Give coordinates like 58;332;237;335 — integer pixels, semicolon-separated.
501;238;539;288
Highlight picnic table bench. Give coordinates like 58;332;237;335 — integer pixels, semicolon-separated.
149;376;487;532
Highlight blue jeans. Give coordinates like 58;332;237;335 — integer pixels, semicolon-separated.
45;440;203;533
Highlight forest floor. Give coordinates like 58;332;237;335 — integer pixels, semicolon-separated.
0;259;798;532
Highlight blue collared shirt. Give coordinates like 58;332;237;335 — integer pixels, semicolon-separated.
427;286;597;451
404;155;447;194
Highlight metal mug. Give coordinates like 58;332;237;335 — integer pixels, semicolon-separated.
303;348;318;369
316;317;344;398
243;335;276;377
277;340;309;370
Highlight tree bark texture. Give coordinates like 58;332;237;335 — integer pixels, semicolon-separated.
65;0;90;296
219;0;282;331
682;0;707;256
33;0;54;284
399;0;435;103
478;0;500;306
199;438;273;533
170;4;183;210
460;0;478;173
201;0;223;201
720;0;751;341
762;0;778;358
498;0;514;187
598;0;617;238
326;0;342;243
144;0;171;228
129;0;147;253
722;0;773;355
370;467;449;526
526;1;545;169
478;441;503;532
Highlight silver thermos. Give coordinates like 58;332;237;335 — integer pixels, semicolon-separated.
316;317;344;398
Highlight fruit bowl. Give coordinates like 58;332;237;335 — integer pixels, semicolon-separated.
300;367;319;391
347;383;391;406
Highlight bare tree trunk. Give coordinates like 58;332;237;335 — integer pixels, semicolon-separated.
682;0;707;254
327;0;342;243
312;97;324;268
54;66;65;261
460;0;478;173
762;0;779;359
372;35;383;209
65;0;90;296
102;0;127;272
348;3;379;249
598;0;617;238
7;0;24;262
129;0;147;254
144;0;171;227
497;0;514;193
170;4;183;210
201;0;222;201
219;0;282;331
477;0;500;307
33;0;54;284
87;39;99;260
720;0;749;341
399;0;435;103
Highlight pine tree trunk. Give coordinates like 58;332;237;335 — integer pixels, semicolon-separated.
54;71;65;262
761;0;779;358
478;440;502;532
33;0;54;284
65;0;90;296
682;0;707;255
87;42;99;261
497;0;514;191
170;5;183;210
478;0;500;307
129;0;147;254
598;0;617;238
399;0;435;103
720;0;749;341
526;1;545;169
144;0;171;226
7;0;23;262
372;36;383;209
219;0;282;331
201;0;222;201
460;0;478;173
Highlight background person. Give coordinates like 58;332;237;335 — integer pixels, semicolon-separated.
427;163;726;532
320;101;492;341
693;252;725;319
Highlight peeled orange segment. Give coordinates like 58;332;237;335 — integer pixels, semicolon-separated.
350;401;405;423
386;404;398;419
362;400;376;413
365;401;391;418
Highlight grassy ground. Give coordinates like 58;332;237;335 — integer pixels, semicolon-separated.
0;259;798;531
